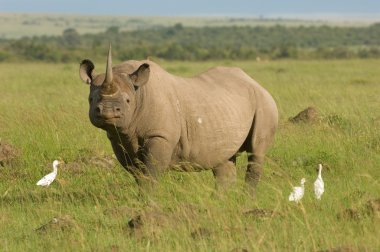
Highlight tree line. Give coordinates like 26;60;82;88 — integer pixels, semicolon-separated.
1;22;380;62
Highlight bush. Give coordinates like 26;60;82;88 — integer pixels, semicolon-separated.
2;24;380;62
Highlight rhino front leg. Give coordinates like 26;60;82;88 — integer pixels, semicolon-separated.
107;133;144;183
212;161;237;190
138;137;173;187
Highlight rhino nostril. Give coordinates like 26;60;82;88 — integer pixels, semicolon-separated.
95;106;101;115
114;105;121;112
114;107;121;116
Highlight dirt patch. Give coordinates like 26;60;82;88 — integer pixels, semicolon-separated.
337;208;362;221
365;198;380;218
128;214;144;229
231;248;249;252
61;154;117;174
60;161;84;174
125;204;203;240
35;215;76;232
0;141;21;167
289;106;318;123
337;198;380;221
125;208;175;240
190;227;211;239
128;210;172;230
243;208;281;219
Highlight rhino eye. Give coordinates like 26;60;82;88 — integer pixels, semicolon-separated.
89;97;93;103
122;93;130;103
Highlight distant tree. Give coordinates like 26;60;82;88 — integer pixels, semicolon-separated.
61;28;80;47
2;23;380;62
174;23;184;30
106;26;120;34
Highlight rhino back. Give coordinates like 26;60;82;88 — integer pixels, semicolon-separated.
170;67;258;167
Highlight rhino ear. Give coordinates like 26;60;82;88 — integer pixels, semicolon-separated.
129;63;150;87
79;59;95;85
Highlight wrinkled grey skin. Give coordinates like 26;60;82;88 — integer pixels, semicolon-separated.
79;46;278;194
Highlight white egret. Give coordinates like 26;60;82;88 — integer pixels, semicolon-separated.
314;164;324;200
36;160;62;187
289;178;306;203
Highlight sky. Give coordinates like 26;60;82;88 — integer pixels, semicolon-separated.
1;0;380;18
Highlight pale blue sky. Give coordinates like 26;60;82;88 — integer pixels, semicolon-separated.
1;0;380;17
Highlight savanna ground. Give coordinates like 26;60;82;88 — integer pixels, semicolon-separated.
0;59;379;251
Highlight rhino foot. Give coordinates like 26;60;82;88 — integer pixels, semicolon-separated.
212;161;237;190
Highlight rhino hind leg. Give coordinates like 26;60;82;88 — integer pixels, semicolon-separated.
245;154;264;188
212;161;237;190
241;109;277;196
241;139;267;199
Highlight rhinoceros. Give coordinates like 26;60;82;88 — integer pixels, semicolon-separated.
79;46;278;193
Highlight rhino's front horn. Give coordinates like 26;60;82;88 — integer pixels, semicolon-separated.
101;44;118;95
105;44;113;84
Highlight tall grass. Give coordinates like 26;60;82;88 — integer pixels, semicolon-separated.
0;59;379;251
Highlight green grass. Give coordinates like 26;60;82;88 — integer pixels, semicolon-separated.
0;59;379;251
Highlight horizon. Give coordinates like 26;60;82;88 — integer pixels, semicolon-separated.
1;0;380;21
1;12;379;22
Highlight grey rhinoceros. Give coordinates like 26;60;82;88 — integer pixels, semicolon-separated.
79;46;278;193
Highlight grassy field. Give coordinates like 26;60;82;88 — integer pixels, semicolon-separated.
0;59;379;251
0;13;377;39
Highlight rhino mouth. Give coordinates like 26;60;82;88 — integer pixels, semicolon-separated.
95;107;122;122
98;115;121;122
104;117;120;123
96;114;121;119
93;115;122;127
